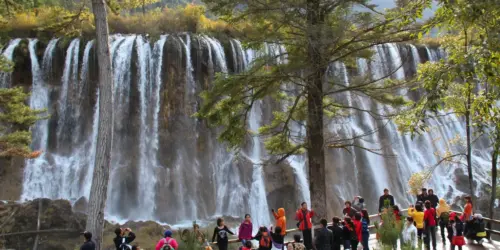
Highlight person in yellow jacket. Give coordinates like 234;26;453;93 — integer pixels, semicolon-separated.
436;198;451;244
272;208;287;236
408;203;425;245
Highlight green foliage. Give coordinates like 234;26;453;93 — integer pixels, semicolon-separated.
0;2;233;38
107;0;161;14
396;0;500;143
375;208;404;248
197;0;432;158
0;87;45;158
108;4;232;36
176;229;204;250
485;171;500;200
0;5;94;37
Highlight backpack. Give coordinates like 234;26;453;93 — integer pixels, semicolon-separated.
119;238;132;250
475;220;486;237
440;211;450;224
361;219;369;234
260;235;271;248
160;238;173;250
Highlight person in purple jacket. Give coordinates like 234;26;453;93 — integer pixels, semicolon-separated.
239;214;253;245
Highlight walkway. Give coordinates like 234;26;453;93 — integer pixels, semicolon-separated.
364;232;500;249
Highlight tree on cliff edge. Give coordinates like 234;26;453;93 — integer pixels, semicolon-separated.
198;0;431;219
86;0;114;248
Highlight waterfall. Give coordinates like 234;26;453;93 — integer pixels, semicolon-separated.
79;40;94;92
107;35;136;216
0;38;22;88
204;36;228;74
135;35;156;219
409;45;421;68
83;89;99;197
287;122;311;205
248;100;271;232
233;39;247;70
15;35;492;223
57;38;80;147
28;39;49;150
22;39;50;200
152;35;168;159
386;43;406;80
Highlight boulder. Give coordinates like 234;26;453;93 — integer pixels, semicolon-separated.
0;199;86;250
72;196;88;214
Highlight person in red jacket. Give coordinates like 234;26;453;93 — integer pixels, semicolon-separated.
424;201;437;250
352;213;363;249
295;202;314;250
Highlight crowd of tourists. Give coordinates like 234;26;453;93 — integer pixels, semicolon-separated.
79;188;489;250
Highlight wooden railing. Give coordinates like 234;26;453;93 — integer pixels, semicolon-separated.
210;209;408;245
449;210;500;236
211;208;500;245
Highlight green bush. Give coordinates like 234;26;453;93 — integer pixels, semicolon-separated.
375;208;404;249
176;229;203;250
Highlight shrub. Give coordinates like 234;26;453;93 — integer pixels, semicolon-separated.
375;208;404;249
0;4;241;38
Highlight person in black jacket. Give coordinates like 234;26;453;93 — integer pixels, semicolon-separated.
378;188;395;212
113;228;136;250
80;231;96;250
342;201;358;217
416;188;428;204
315;219;333;250
427;189;439;208
253;227;272;250
327;217;343;250
211;218;235;250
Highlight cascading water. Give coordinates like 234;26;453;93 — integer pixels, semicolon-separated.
204;36;228;74
247;100;271;231
28;39;49;151
0;38;22;88
135;35;157;219
57;38;80;149
14;35;492;224
106;35;137;217
151;35;168;156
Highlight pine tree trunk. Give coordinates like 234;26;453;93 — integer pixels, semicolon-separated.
490;148;498;219
465;90;474;206
306;0;327;222
86;0;114;249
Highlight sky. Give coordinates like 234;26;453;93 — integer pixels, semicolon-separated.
372;0;437;19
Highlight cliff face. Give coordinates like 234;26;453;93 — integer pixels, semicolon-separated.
0;35;493;228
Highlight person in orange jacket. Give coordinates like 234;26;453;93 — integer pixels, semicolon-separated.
295;202;314;250
272;208;287;236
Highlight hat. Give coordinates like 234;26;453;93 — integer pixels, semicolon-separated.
164;230;173;237
474;214;483;220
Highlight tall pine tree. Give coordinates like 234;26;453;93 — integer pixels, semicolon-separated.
198;0;431;218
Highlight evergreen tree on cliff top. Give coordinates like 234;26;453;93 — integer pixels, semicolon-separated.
198;0;432;219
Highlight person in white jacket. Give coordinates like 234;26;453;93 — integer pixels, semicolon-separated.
402;217;418;249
